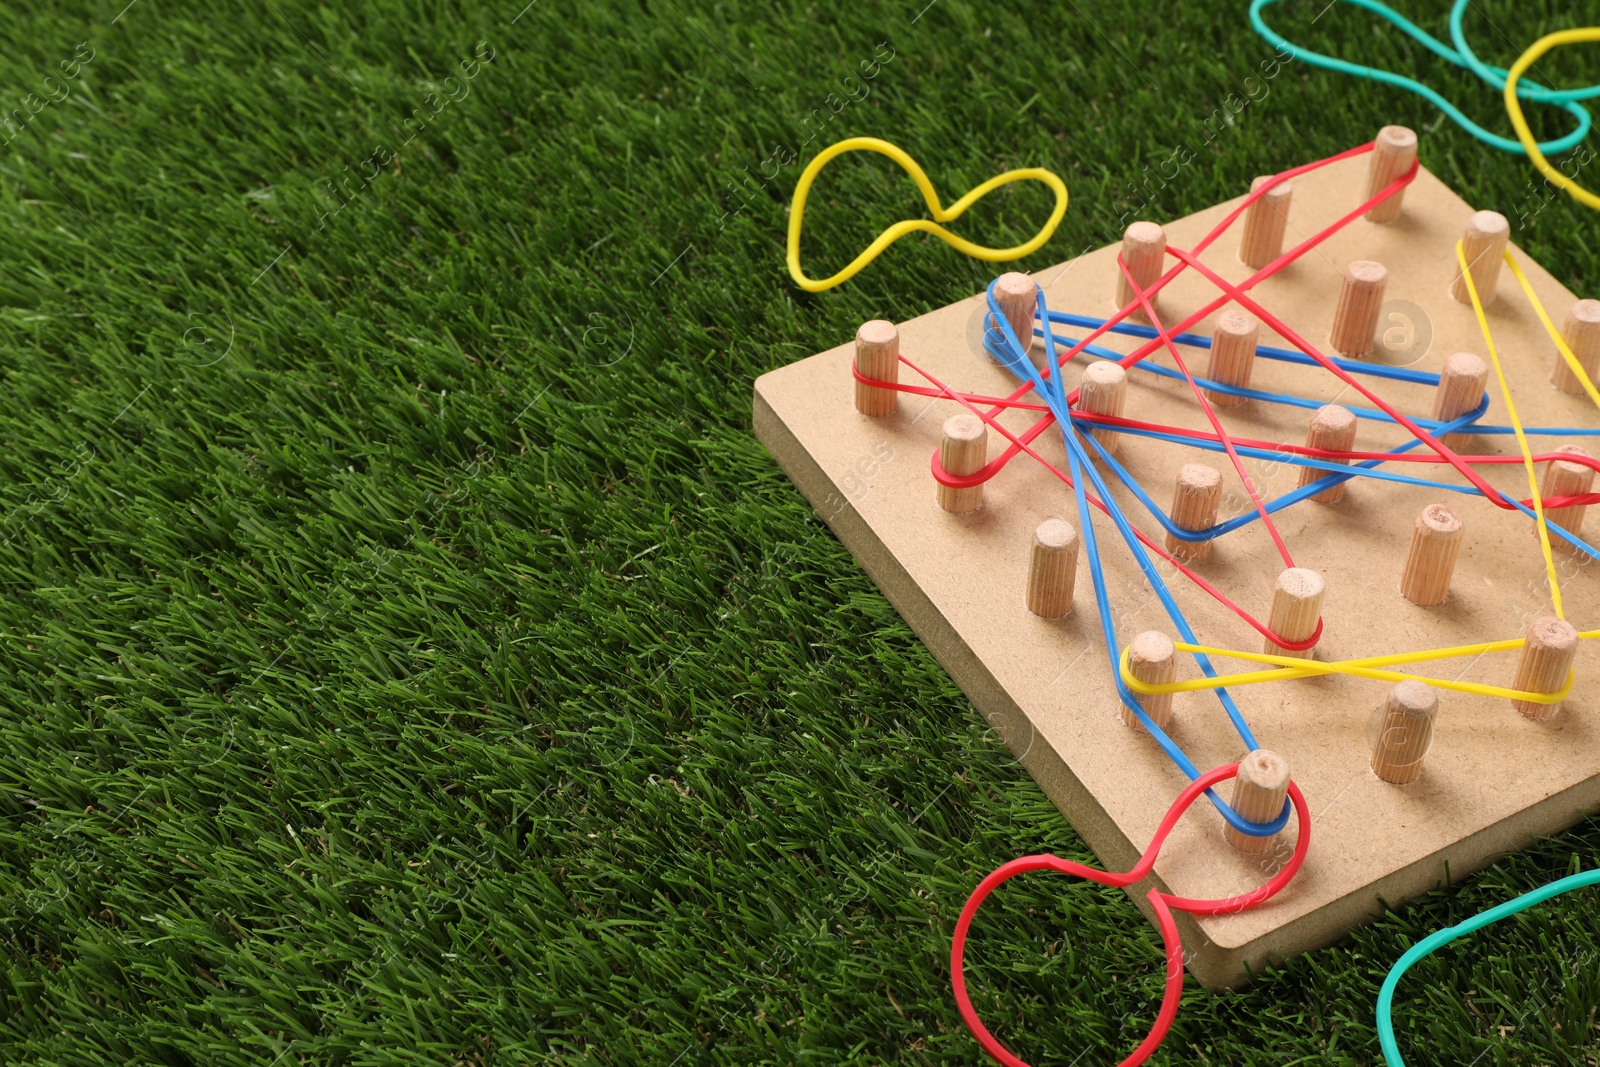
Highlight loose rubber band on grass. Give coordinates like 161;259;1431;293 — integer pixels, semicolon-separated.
1249;0;1595;155
1506;28;1600;212
952;763;1311;1067
785;137;1068;292
1378;868;1600;1066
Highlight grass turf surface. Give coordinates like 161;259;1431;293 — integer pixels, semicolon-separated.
0;0;1597;1063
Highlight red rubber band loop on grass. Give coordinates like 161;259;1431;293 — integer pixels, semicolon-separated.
951;763;1311;1067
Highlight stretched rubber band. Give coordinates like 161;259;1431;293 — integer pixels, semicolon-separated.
785;137;1068;292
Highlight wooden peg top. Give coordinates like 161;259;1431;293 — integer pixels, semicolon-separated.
1549;444;1594;476
1528;615;1580;656
1464;210;1510;244
1570;299;1600;330
1082;360;1126;388
857;319;897;347
943;412;985;444
1236;748;1290;793
1389;679;1438;718
1310;403;1357;438
996;272;1034;300
1129;629;1175;667
1123;220;1165;250
1345;260;1388;287
1276;566;1325;602
1376;125;1418;154
1418;502;1462;537
1035;517;1077;550
1216;307;1258;339
1177;462;1222;494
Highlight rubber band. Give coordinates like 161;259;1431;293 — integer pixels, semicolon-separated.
1250;0;1595;155
952;764;1311;1067
1118;638;1587;705
1457;244;1565;619
1378;867;1600;1065
1505;28;1600;211
785;137;1068;292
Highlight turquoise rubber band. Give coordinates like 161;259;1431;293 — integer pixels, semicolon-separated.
1249;0;1594;155
1377;867;1600;1065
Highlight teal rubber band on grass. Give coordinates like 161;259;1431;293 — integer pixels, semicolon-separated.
1377;867;1600;1065
1249;0;1596;155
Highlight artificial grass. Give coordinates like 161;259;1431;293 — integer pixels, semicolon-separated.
0;0;1594;1064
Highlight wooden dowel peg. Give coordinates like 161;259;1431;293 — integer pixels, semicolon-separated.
1400;504;1463;607
1165;463;1222;561
1123;630;1176;732
1115;221;1167;324
1263;567;1324;661
1239;176;1293;270
1552;299;1600;395
1538;445;1595;543
1370;681;1437;785
1431;352;1489;451
1078;361;1127;456
1450;210;1511;307
1224;749;1291;854
853;320;900;416
1297;404;1358;504
1330;260;1388;358
937;413;987;514
1363;125;1417;223
1511;616;1580;720
1027;519;1079;618
1204;308;1259;407
992;272;1040;367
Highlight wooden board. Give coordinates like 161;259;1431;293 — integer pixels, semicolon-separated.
753;153;1600;989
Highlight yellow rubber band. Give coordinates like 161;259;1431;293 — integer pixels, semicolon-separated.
1118;638;1587;705
1504;252;1600;409
1505;29;1600;212
1112;236;1593;706
1457;241;1564;620
785;137;1069;293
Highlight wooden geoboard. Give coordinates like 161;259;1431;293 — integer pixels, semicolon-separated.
753;151;1600;989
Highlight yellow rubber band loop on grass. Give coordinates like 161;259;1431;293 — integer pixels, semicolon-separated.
1506;28;1600;212
785;136;1069;293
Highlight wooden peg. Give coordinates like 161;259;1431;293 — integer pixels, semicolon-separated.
1551;299;1600;395
1450;210;1511;307
1164;463;1222;561
1224;749;1291;854
1431;352;1489;450
1363;125;1417;223
1400;504;1463;607
1538;445;1595;543
1204;308;1259;407
1077;361;1127;456
993;272;1039;367
1511;616;1580;720
937;413;987;514
1263;567;1324;661
1330;260;1388;358
1297;404;1358;504
1026;519;1078;618
1115;221;1167;324
853;320;899;416
1370;681;1437;785
1123;630;1176;732
1238;176;1292;270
